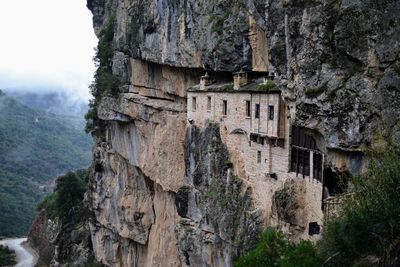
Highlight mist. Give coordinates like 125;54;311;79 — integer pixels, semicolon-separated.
0;0;98;102
2;87;89;117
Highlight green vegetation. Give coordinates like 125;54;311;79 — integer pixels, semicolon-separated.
304;87;324;98
234;228;321;267
235;150;400;266
0;92;91;236
257;80;279;92
38;170;100;266
85;13;120;134
224;160;233;168
304;84;327;98
318;150;400;266
280;0;290;8
209;13;229;35
39;170;88;224
0;245;16;266
221;83;234;91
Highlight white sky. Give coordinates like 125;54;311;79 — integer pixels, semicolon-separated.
0;0;98;100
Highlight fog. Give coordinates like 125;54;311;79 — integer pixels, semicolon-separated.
0;0;98;101
3;87;89;117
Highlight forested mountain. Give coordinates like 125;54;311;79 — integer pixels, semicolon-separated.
0;89;92;236
3;89;88;118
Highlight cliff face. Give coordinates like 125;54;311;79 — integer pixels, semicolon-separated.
28;210;95;267
28;210;56;266
86;0;400;266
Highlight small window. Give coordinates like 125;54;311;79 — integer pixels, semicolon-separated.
207;96;212;111
268;105;274;120
255;104;260;119
250;133;265;145
246;101;251;117
257;151;262;163
309;222;320;236
192;97;197;111
222;100;227;116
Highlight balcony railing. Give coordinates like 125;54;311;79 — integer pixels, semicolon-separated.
323;192;355;221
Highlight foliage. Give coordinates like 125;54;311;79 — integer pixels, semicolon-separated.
39;170;89;224
38;169;101;266
224;160;233;168
209;12;229;35
318;150;400;266
0;244;16;266
234;228;321;267
280;0;290;8
273;182;299;225
221;83;234;91
304;83;327;98
0;93;91;237
85;13;120;134
257;80;279;92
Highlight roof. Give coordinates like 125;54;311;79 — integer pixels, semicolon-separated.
188;79;281;94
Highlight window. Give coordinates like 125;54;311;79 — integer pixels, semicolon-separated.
313;153;323;182
290;147;298;173
304;150;310;176
290;126;323;180
192;97;197;111
291;126;317;150
207;96;212;111
291;147;312;178
246;101;251;117
257;151;262;163
222;100;227;116
250;133;265;145
268;105;274;120
255;104;260;119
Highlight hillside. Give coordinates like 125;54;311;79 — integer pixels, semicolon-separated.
0;90;92;236
3;89;89;118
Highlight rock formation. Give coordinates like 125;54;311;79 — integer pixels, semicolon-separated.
84;0;400;266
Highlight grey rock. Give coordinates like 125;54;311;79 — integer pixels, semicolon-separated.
84;0;400;265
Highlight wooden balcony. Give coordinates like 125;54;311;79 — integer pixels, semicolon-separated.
323;192;355;221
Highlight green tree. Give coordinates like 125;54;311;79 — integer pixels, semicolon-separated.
319;150;400;266
234;228;321;267
39;170;88;223
0;245;16;266
85;13;120;134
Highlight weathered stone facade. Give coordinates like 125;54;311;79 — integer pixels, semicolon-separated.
187;75;324;240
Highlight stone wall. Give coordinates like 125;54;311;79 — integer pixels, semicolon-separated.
187;88;323;240
187;90;283;137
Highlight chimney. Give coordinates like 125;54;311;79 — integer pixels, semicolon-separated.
263;71;275;84
200;72;211;90
233;70;248;90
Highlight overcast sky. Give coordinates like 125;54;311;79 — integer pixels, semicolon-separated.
0;0;98;101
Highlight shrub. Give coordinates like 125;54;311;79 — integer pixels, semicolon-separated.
38;169;89;223
304;87;325;98
0;245;16;266
221;83;234;91
234;228;321;267
85;13;121;134
209;12;229;35
257;80;279;92
318;150;400;266
224;160;233;168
